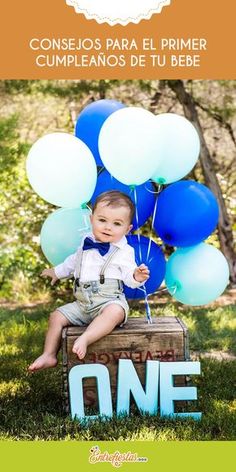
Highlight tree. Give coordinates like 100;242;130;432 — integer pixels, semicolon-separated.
166;80;236;283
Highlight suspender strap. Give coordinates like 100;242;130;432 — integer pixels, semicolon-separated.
99;247;120;284
74;249;83;288
74;246;120;286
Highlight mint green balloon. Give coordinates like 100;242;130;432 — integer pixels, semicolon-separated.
152;113;200;185
98;107;163;185
26;133;97;207
40;207;91;265
165;243;229;306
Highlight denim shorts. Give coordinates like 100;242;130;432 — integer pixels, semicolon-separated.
58;279;129;327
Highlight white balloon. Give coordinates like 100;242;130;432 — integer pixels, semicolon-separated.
152;113;200;184
26;133;97;207
98;107;163;185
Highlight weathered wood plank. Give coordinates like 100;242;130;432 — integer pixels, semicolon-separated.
65;317;186;335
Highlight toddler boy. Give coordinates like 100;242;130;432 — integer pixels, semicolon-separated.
28;190;149;372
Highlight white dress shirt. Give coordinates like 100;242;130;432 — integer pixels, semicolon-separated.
54;232;142;289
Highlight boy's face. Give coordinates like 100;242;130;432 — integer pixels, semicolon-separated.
90;202;133;243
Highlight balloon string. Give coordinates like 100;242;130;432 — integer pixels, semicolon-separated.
145;294;153;324
135;286;153;324
133;187;152;324
137;284;176;323
146;184;163;262
152;283;178;297
137;284;177;327
168;284;178;295
144;182;164;195
133;187;142;262
83;210;89;232
97;166;105;176
77;208;90;233
136;283;177;296
155;284;177;295
146;197;157;262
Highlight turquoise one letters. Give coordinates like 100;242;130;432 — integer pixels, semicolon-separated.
69;359;201;421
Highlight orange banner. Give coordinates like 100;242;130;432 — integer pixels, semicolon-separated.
0;0;235;78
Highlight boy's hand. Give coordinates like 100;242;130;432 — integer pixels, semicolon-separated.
134;264;150;283
41;268;58;286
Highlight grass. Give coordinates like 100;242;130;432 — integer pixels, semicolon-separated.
0;298;236;441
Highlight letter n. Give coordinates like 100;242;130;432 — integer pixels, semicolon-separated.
116;359;159;415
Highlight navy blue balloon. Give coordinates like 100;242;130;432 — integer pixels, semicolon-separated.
124;235;166;299
75;100;125;166
90;169;156;230
153;180;219;247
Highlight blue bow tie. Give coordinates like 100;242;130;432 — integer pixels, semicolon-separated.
82;237;110;256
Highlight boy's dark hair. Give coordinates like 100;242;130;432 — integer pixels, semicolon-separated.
93;190;135;223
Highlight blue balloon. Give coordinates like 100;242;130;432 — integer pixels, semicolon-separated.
153;180;219;247
124;235;166;299
165;243;229;306
75;100;125;166
90;169;156;230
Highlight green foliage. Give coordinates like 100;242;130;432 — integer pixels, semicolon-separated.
0;115;25;173
159;302;236;354
35;79;120;98
0;303;235;440
0;79;121;99
0;115;51;300
0;80;36;95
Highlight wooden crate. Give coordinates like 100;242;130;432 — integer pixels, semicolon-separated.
62;316;189;413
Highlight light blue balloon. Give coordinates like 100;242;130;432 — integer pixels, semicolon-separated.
26;133;97;207
40;207;91;265
165;243;229;306
152;114;200;184
98;107;163;185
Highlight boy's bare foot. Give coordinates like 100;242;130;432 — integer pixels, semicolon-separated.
28;353;58;372
72;336;88;360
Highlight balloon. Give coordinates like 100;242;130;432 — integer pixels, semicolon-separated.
40;207;91;265
26;133;97;207
165;243;229;306
153;180;219;247
124;235;166;299
75;99;125;166
90;169;156;230
151;113;200;184
98;107;163;185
